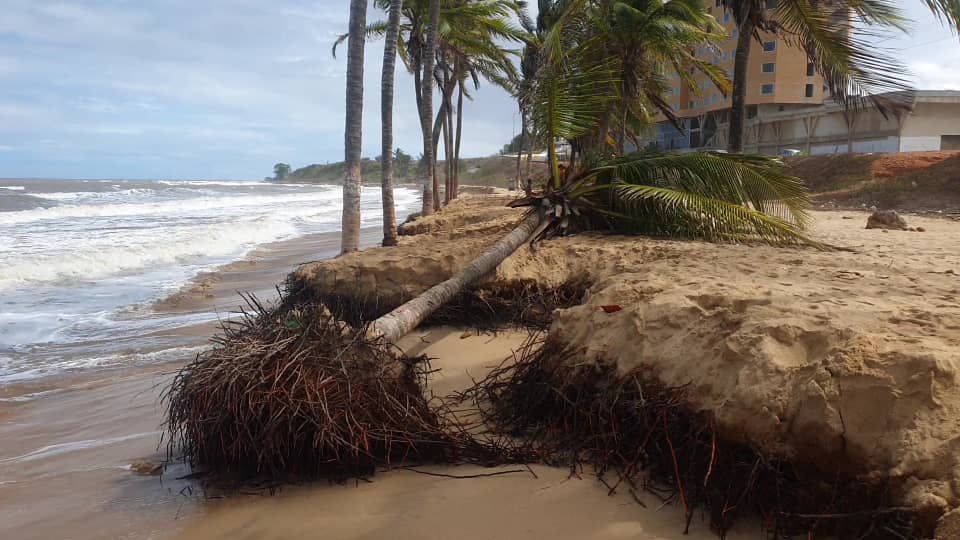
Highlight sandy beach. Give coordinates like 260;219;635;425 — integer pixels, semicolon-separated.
4;193;960;539
0;327;744;540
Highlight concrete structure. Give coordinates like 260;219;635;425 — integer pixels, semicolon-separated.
741;91;960;155
652;0;960;156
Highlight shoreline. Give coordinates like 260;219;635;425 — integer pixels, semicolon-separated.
5;194;960;538
152;225;384;315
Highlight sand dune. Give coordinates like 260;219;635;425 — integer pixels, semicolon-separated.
297;195;960;527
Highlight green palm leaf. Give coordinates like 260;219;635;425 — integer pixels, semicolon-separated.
611;182;818;245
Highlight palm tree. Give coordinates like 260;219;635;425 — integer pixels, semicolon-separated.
722;0;960;153
367;0;816;343
594;0;730;154
380;0;403;246
338;0;529;205
340;0;367;254
420;0;442;214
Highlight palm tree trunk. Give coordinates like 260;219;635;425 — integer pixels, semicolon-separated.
515;105;525;191
728;19;755;154
442;106;453;206
445;87;454;204
445;108;454;204
341;0;367;254
370;211;540;343
379;0;402;247
453;81;463;199
419;0;441;216
441;63;453;205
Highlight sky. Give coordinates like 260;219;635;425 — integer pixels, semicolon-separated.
0;1;958;180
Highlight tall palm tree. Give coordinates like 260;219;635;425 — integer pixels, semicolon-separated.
723;0;960;153
420;0;442;214
339;0;529;205
341;0;368;254
586;0;730;155
380;0;403;246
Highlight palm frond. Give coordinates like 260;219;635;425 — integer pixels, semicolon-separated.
601;152;811;227
593;152;817;245
610;183;819;245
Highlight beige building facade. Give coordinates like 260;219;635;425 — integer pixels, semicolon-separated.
653;1;960;157
663;1;827;118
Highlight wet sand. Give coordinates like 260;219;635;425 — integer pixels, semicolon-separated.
0;213;766;540
1;225;392;539
1;327;740;540
153;226;384;314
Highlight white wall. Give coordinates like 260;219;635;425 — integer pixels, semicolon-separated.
899;102;960;151
899;136;942;152
810;143;847;155
853;136;899;153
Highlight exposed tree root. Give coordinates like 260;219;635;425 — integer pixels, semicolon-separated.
460;334;932;539
163;293;532;484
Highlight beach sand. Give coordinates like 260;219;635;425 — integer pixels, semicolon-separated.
5;193;960;538
0;328;734;540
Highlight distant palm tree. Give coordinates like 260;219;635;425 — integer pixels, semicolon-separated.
370;0;818;342
340;0;367;253
338;0;529;206
418;0;442;215
722;0;960;153
380;0;403;246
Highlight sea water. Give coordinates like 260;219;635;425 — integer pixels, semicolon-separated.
0;178;419;386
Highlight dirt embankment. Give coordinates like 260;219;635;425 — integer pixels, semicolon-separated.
787;151;960;213
293;195;960;529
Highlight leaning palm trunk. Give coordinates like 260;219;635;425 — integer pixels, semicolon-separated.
370;211;540;343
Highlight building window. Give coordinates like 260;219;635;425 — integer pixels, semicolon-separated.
805;84;815;98
761;62;775;73
766;0;778;9
761;83;775;95
762;41;776;53
806;62;815;76
689;101;694;109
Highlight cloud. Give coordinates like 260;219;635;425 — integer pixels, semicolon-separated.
0;0;518;179
0;145;14;152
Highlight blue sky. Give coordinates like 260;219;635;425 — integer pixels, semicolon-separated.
0;1;958;180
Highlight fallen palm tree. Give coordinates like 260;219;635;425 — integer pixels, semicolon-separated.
164;0;817;501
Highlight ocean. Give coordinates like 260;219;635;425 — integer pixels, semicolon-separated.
0;178;419;388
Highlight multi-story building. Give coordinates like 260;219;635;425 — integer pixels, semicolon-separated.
654;1;830;151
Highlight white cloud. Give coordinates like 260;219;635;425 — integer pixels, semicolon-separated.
0;145;14;152
0;0;520;178
909;60;960;90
